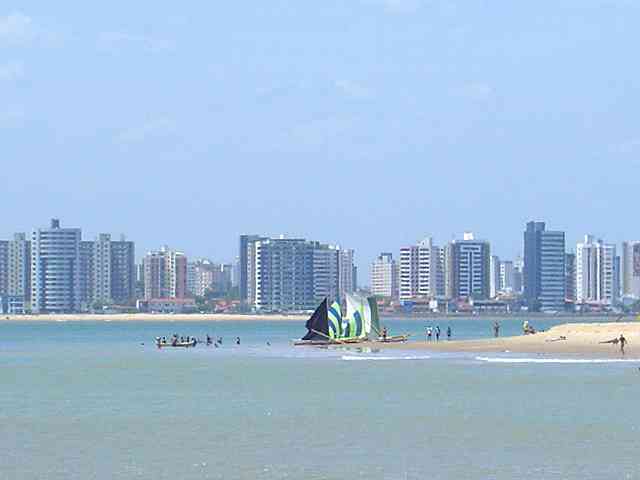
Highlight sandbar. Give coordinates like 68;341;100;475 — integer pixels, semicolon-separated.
367;323;640;359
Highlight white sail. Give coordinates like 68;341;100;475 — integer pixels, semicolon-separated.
344;294;372;338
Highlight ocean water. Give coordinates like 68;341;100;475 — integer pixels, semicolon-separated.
2;317;639;480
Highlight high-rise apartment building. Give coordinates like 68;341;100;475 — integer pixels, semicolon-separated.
31;219;82;313
499;260;514;293
337;248;357;300
239;235;267;307
399;238;443;300
143;247;187;300
450;233;490;300
8;233;31;300
370;252;398;298
614;255;621;302
313;246;340;302
576;235;617;305
523;221;566;312
109;238;136;304
240;235;355;311
621;241;640;298
92;234;112;304
254;238;315;311
565;253;576;302
0;240;8;295
187;260;233;297
490;255;501;298
513;256;524;294
80;234;136;307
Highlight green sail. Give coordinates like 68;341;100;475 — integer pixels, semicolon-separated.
327;301;342;339
368;296;381;336
341;294;372;339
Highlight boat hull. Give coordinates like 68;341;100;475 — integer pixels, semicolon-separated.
156;341;196;348
376;335;409;343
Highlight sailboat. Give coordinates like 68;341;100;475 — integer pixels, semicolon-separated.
295;294;408;345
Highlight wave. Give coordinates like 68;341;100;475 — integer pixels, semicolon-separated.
341;355;431;361
475;356;640;364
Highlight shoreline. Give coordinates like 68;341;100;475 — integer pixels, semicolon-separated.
364;323;640;359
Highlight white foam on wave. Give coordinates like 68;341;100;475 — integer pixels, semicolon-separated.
342;355;431;361
476;356;640;364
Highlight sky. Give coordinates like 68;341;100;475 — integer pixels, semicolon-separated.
2;1;640;280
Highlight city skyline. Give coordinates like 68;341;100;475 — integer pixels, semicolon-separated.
3;216;640;288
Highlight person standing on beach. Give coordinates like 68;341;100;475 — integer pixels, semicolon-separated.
446;326;451;340
493;321;500;338
427;327;432;342
619;334;627;355
435;326;441;342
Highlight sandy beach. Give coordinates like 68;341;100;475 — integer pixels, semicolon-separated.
0;313;307;322
369;323;640;358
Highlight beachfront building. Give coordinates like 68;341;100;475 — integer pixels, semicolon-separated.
490;255;500;298
239;235;268;309
523;221;566;312
370;252;399;299
337;248;357;300
614;255;621;301
0;240;7;296
253;238;315;311
0;233;31;302
449;232;491;300
565;253;577;302
313;245;340;302
143;247;188;300
109;238;136;304
31;219;82;313
239;235;356;311
188;259;234;297
621;241;640;298
231;256;240;289
576;235;617;306
499;260;514;293
513;256;524;294
79;234;136;307
399;238;443;300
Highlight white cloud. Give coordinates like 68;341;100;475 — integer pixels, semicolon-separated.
0;12;36;45
116;117;177;144
98;32;175;53
0;60;24;81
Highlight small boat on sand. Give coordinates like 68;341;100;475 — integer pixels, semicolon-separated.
376;334;410;343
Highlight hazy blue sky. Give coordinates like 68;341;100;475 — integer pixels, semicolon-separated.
2;1;639;277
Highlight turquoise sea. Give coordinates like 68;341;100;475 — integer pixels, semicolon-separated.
2;317;639;479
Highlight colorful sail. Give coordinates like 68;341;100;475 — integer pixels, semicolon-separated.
327;301;342;339
342;294;372;339
368;297;381;335
301;298;329;340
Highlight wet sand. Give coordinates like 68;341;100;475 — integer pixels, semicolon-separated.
367;323;640;358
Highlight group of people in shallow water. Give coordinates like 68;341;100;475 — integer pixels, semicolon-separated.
425;325;451;341
156;334;242;348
